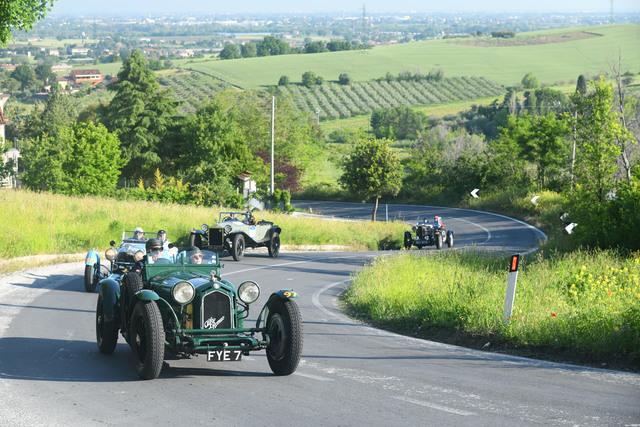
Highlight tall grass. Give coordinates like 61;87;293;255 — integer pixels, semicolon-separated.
345;250;640;369
0;190;407;258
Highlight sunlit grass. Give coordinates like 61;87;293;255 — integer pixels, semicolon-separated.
345;250;640;368
0;190;406;259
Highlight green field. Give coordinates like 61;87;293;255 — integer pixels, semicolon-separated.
180;25;640;88
278;76;503;120
157;70;231;114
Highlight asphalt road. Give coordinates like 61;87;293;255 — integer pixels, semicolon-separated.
0;202;638;426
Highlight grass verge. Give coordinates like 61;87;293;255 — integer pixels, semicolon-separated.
0;190;406;259
344;250;640;371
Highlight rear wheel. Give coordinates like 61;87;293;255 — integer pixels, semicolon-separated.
96;294;118;354
268;232;281;258
403;231;413;250
266;299;303;376
232;234;245;261
84;264;98;293
447;231;454;248
129;301;165;380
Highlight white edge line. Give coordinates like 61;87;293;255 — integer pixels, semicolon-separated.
392;396;475;416
294;372;334;382
312;279;351;319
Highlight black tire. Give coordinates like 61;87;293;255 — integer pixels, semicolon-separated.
403;231;413;250
129;301;165;380
124;272;143;305
266;299;303;376
435;233;443;250
84;264;98;293
268;232;281;258
96;293;118;354
447;231;454;248
232;234;245;261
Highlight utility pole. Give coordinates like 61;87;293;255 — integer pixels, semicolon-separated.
270;96;275;195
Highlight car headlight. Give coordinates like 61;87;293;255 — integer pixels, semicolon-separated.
172;281;195;304
238;281;260;304
105;248;117;261
133;250;145;262
201;223;209;232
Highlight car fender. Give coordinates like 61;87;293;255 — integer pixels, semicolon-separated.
271;226;282;236
255;290;298;329
98;277;120;323
85;250;100;266
135;289;160;302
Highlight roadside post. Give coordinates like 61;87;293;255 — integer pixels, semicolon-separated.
503;254;520;325
385;204;389;222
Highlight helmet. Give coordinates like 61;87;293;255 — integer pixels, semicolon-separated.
145;238;163;253
134;227;144;233
157;229;167;241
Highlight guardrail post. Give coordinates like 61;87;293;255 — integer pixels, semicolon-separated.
503;254;520;325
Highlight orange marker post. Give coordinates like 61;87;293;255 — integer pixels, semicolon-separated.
503;254;520;324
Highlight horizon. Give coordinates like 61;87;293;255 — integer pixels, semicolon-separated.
48;0;640;16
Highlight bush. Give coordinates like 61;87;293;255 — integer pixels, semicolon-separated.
278;75;290;86
338;73;351;85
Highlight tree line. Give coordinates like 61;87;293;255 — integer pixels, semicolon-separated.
219;36;368;60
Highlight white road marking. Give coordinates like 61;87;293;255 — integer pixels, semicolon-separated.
392;396;475;416
223;254;369;277
451;217;492;245
311;280;351;319
294;372;334;382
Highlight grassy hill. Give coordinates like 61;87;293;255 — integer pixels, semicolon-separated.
180;25;640;88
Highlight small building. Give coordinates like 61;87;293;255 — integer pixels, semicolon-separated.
0;63;17;72
71;47;90;56
237;171;257;199
52;63;72;73
70;69;103;86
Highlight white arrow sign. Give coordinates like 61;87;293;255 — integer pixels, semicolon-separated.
470;188;480;198
530;195;540;206
560;212;569;222
565;223;577;234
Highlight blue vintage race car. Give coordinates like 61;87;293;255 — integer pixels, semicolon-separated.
84;230;149;292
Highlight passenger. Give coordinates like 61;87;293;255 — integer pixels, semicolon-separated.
146;238;168;264
157;229;170;250
132;227;145;240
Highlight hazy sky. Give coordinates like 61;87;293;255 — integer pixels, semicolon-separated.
50;0;639;15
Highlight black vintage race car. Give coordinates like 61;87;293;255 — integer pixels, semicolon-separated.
189;211;281;261
95;227;302;380
404;216;454;250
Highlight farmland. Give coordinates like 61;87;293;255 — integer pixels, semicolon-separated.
157;70;231;113
180;25;640;88
278;76;503;120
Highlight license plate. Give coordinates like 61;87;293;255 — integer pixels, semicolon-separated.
207;349;243;362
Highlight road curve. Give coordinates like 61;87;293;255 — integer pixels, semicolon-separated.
0;202;638;426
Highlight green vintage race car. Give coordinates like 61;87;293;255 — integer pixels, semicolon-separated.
95;228;302;380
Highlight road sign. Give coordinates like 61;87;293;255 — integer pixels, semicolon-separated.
530;195;540;206
470;188;480;198
560;212;569;222
565;223;577;234
503;254;520;324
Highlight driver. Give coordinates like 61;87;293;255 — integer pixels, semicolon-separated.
146;238;169;264
132;227;145;240
433;215;444;229
157;229;170;250
246;212;256;225
188;247;204;264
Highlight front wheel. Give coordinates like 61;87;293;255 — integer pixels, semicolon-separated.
96;294;118;354
447;231;454;248
232;234;245;261
84;264;98;292
403;231;413;250
268;232;281;258
129;301;165;380
435;233;443;249
266;299;303;376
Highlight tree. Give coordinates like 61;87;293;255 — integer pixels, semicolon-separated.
219;44;241;60
278;75;290;86
240;42;257;58
302;71;322;88
24;85;78;138
103;50;177;180
521;73;539;89
20;122;122;195
0;0;54;46
304;40;327;54
339;137;402;221
11;64;35;91
338;73;351;85
576;74;588;95
257;36;290;56
34;62;55;84
370;106;426;140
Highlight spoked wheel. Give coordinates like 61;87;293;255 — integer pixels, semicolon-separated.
266;299;302;376
96;294;118;354
129;301;165;380
232;234;245;261
84;264;99;292
268;232;281;258
435;233;443;250
447;231;454;248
